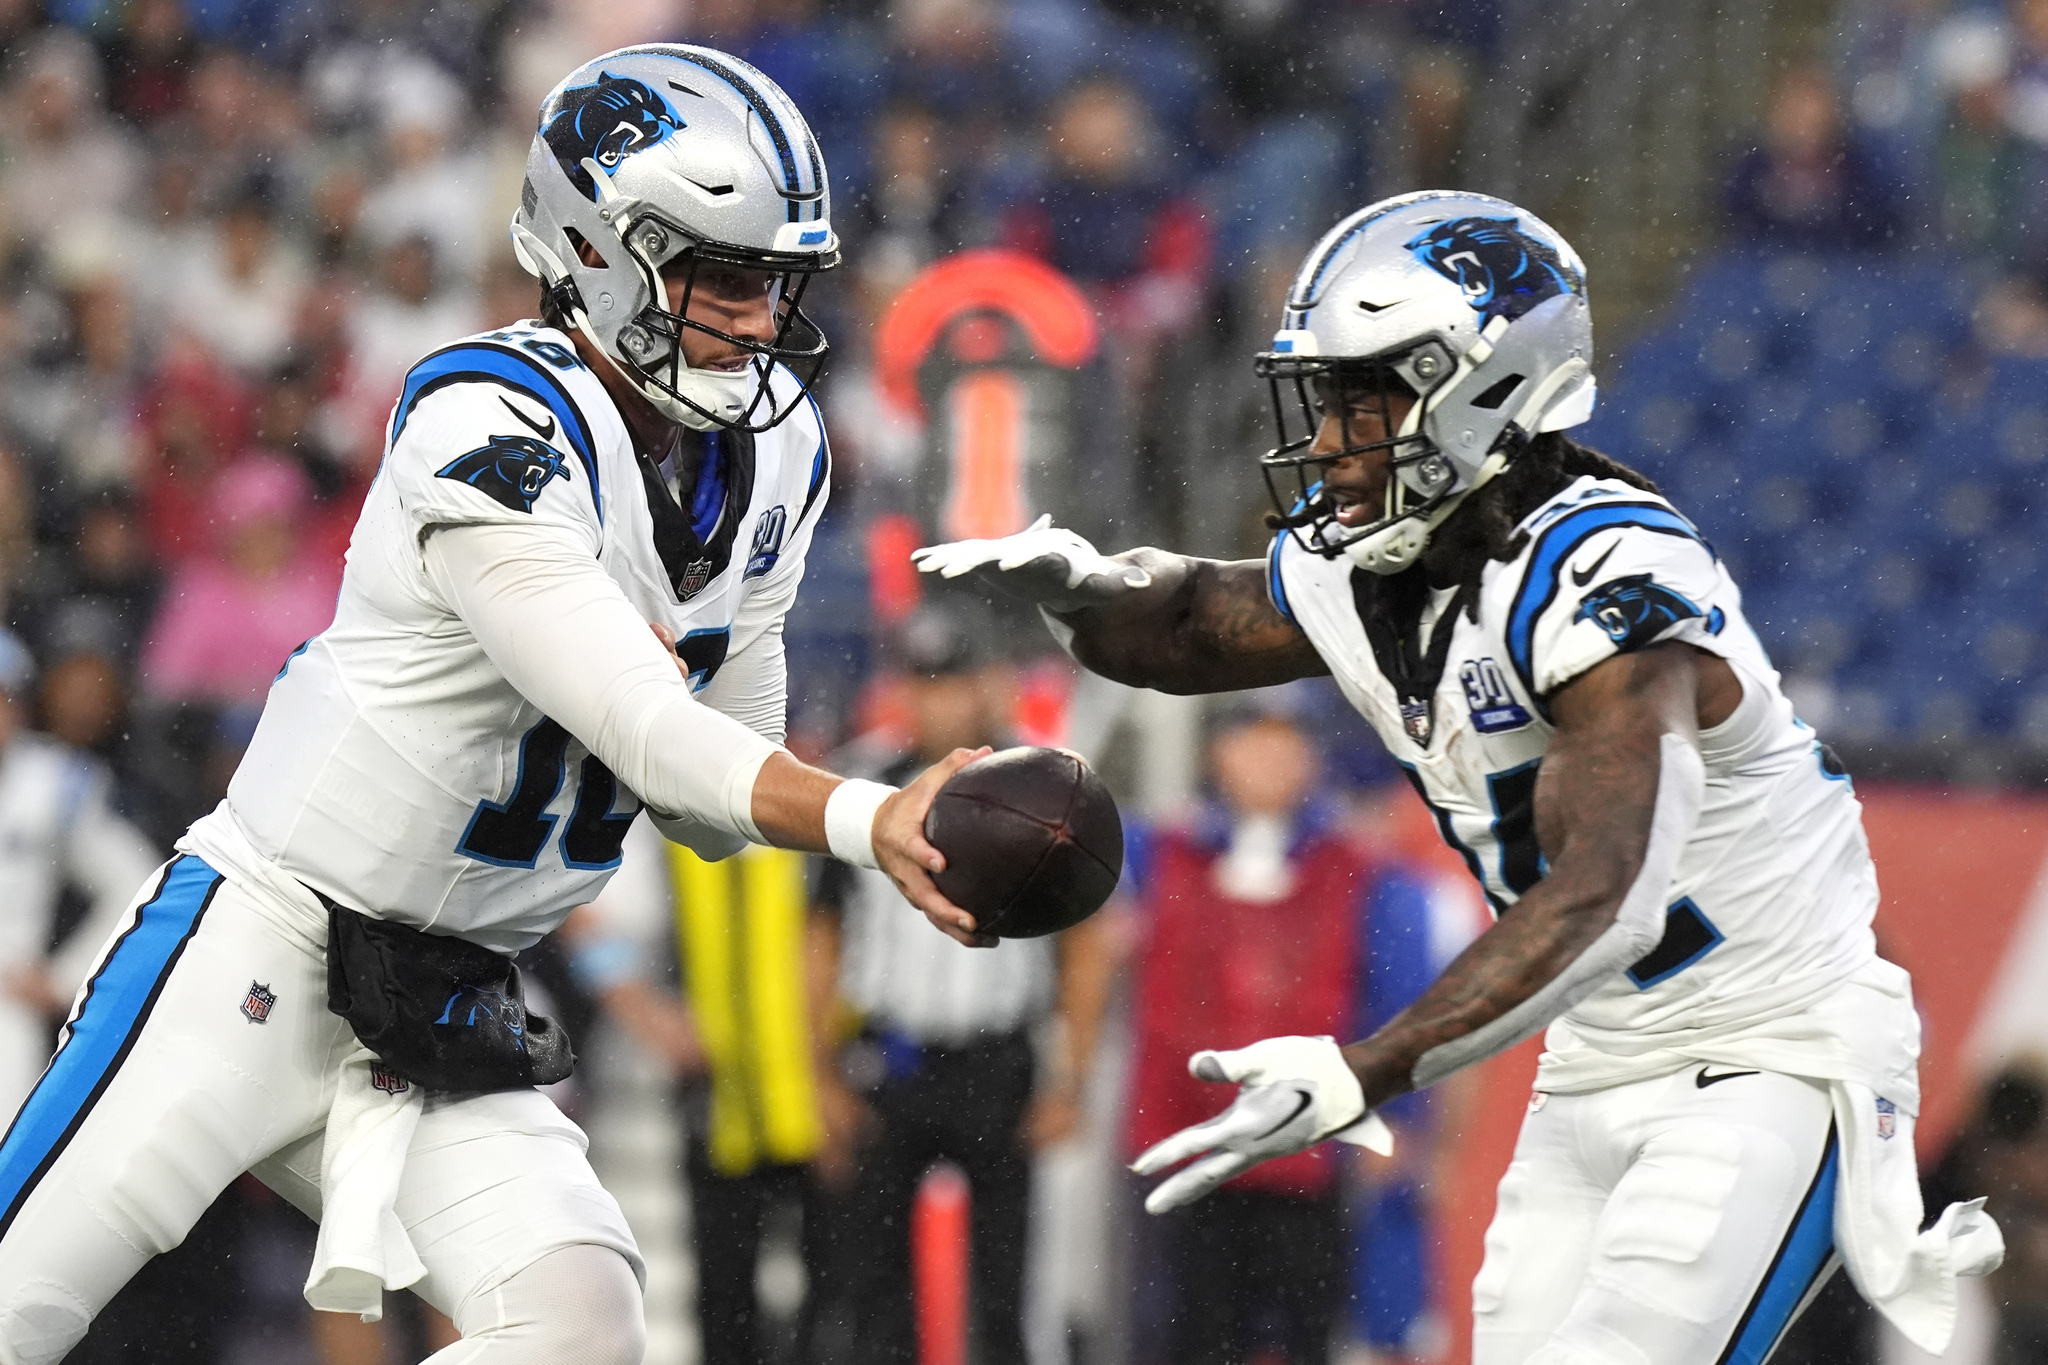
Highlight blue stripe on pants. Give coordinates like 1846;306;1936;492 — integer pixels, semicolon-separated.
1719;1122;1840;1365
0;855;222;1235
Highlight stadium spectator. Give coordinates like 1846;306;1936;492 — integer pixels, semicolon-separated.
1933;17;2027;259
1725;61;1905;250
843;99;973;285
100;0;198;128
1000;75;1211;357
0;626;160;1115
352;57;497;286
138;453;340;707
810;598;1117;1365
177;47;310;213
14;488;161;669
36;223;146;490
1125;700;1437;1365
329;232;481;471
882;0;1025;146
165;179;310;376
127;145;212;325
0;30;141;261
132;346;249;564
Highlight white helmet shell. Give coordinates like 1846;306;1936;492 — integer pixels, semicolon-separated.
512;45;839;432
1260;191;1596;573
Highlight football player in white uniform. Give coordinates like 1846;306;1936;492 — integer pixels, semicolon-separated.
916;192;2002;1364
0;46;984;1365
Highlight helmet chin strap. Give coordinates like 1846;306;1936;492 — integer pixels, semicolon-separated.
1344;448;1511;575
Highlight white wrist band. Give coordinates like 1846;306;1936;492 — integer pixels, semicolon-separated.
824;779;896;869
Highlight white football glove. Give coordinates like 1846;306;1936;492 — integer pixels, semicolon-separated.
1130;1035;1393;1215
911;515;1153;613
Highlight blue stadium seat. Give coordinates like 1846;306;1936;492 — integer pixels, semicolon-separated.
1604;246;2044;740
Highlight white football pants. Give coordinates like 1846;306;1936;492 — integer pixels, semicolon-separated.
0;855;644;1365
1473;1065;1839;1365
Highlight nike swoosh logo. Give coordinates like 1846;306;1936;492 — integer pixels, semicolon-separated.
499;396;556;441
1254;1088;1316;1141
1570;542;1617;587
1695;1067;1760;1089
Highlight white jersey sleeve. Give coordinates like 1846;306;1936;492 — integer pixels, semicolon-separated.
1509;500;1734;700
381;377;604;559
420;520;779;840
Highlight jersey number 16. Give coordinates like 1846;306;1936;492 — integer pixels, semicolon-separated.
458;718;639;871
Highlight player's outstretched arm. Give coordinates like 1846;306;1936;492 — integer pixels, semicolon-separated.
424;523;992;946
1134;642;1712;1211
914;518;1328;693
1341;641;1708;1104
747;747;995;947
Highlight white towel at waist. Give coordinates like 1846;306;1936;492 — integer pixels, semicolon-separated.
303;1044;426;1320
1830;1078;2003;1355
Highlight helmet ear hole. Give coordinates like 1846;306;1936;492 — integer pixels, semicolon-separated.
1469;374;1526;410
563;227;611;270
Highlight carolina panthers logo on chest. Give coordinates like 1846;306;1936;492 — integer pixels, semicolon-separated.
1406;216;1584;327
542;72;685;200
1574;573;1723;650
437;435;570;514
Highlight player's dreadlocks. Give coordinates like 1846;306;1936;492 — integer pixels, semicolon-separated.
1423;432;1662;619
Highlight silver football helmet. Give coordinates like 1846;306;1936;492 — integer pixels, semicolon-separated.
1257;191;1596;574
511;45;840;432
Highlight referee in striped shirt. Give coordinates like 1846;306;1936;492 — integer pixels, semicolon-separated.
810;599;1117;1365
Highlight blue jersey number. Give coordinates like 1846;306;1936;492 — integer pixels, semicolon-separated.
1401;760;1546;915
476;329;585;372
458;718;638;870
675;627;731;691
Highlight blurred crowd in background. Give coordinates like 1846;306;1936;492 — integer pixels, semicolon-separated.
4;0;2048;1362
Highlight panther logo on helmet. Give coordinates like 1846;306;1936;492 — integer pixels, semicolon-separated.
543;72;685;200
1405;215;1584;327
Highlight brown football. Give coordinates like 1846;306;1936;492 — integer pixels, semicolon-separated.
923;747;1124;938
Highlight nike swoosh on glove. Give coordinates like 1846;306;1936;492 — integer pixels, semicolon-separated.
911;515;1152;613
1130;1035;1394;1215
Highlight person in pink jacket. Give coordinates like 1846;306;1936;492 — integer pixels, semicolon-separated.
140;453;341;706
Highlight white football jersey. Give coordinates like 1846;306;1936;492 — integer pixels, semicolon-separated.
198;323;828;952
1271;475;1879;1050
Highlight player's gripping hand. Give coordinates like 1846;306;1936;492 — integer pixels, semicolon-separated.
874;747;999;949
912;514;1153;613
1130;1036;1394;1214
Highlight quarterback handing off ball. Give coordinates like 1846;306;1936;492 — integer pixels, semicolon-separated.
924;747;1123;937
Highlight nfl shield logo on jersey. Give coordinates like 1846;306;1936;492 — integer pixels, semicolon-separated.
1875;1096;1897;1140
679;556;714;599
370;1064;410;1095
241;981;277;1024
1400;700;1434;746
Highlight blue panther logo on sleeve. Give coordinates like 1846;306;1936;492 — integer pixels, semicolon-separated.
437;435;571;514
1406;216;1585;327
1574;573;1706;650
542;72;685;200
